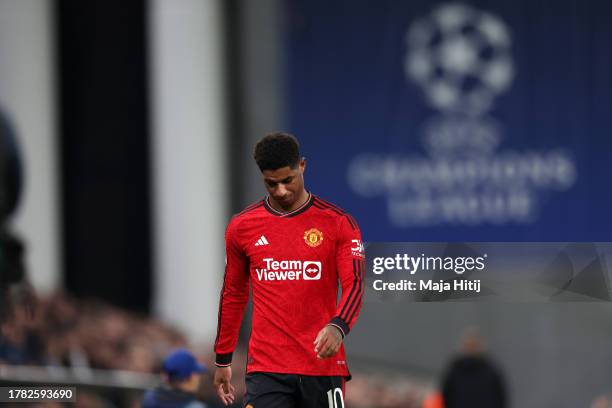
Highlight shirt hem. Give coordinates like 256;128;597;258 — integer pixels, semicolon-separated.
246;366;350;378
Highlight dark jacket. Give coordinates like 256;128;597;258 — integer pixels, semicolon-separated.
142;386;207;408
442;355;507;408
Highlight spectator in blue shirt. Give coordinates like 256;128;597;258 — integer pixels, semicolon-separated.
142;348;207;408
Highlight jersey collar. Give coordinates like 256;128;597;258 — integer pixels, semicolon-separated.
264;192;314;217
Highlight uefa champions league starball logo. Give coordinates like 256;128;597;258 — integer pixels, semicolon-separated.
347;2;577;227
405;3;514;117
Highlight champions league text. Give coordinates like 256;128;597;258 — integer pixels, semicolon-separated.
371;254;486;294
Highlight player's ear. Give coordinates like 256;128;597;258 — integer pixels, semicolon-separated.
299;157;306;173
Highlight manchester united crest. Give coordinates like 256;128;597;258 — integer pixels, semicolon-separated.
303;228;323;247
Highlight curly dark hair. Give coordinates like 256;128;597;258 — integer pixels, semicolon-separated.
253;132;301;172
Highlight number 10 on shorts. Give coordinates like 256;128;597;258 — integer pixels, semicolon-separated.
327;387;344;408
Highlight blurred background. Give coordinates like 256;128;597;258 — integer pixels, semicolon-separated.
0;0;611;407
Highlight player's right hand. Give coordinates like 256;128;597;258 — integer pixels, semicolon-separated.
214;366;236;406
314;324;343;359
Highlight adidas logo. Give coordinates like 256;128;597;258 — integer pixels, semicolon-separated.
255;235;270;246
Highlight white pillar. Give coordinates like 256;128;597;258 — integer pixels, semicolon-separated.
0;0;59;293
149;0;227;341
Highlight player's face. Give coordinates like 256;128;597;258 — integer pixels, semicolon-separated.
262;159;306;211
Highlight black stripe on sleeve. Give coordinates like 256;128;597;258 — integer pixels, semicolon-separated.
344;215;356;230
236;200;264;217
345;259;364;326
312;198;345;214
313;201;344;216
348;214;358;229
314;197;345;212
347;261;365;324
313;199;356;230
214;268;228;348
339;259;359;322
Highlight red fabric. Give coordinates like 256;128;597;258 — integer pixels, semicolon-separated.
423;392;445;408
215;195;364;376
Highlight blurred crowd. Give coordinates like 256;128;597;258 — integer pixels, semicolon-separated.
0;292;186;372
0;292;206;408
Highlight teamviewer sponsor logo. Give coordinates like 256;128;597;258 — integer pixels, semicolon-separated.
303;261;322;280
256;258;322;281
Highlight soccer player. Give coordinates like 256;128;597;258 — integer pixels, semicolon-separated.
214;133;365;408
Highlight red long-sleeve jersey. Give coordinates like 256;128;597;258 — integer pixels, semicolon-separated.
214;194;365;377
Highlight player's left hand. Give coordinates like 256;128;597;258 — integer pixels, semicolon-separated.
313;325;343;359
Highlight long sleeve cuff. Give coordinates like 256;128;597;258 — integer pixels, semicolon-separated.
215;352;233;367
328;317;350;339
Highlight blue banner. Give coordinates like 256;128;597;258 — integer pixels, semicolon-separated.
285;0;612;241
